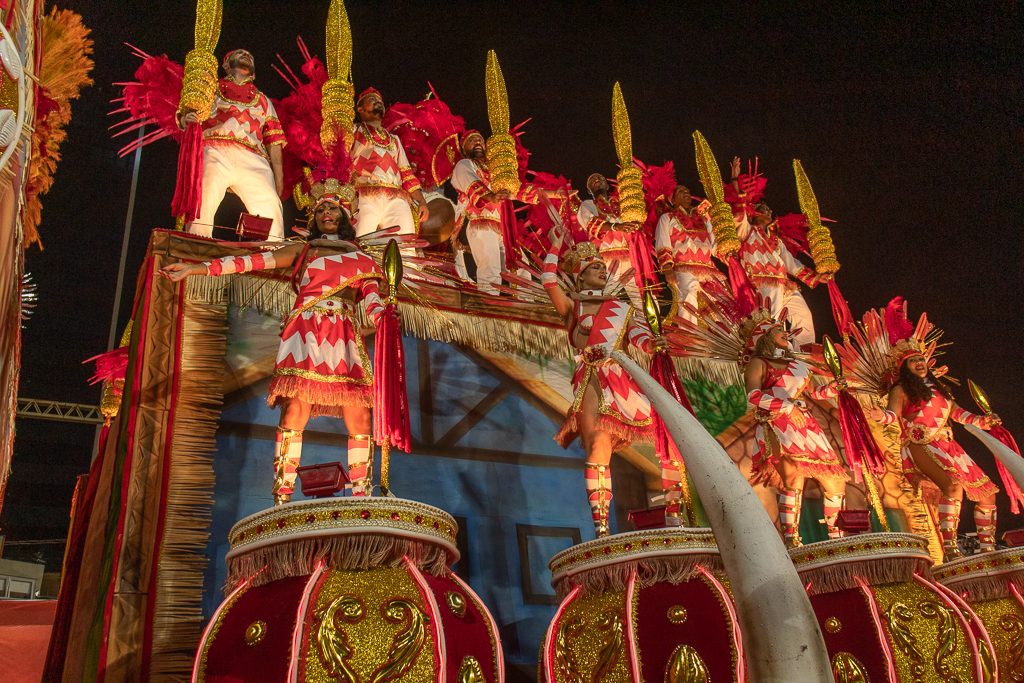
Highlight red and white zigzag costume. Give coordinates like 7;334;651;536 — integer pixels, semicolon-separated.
205;244;385;416
737;218;817;347
451;157;539;293
888;383;999;501
555;297;656;447
748;358;847;487
654;208;723;321
194;78;287;239
577;196;630;274
350;123;422;237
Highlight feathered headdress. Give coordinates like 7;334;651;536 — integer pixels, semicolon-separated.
273;39;354;217
835;297;945;395
636;159;678;231
666;280;783;368
382;85;466;190
722;157;767;217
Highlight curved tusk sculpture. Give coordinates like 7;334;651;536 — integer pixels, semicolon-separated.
965;424;1024;489
612;351;832;682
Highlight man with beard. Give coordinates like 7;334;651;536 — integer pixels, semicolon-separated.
450;130;541;293
576;173;632;277
350;88;429;237
181;49;287;239
654;185;724;322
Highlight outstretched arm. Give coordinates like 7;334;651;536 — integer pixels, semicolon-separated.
160;242;302;281
541;226;573;319
951;403;999;429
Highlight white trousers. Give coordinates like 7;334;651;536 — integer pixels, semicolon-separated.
760;284;816;348
192;144;284;240
354;192;415;237
467;226;503;294
670;271;705;324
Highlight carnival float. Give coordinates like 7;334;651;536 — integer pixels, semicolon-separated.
0;0;1013;682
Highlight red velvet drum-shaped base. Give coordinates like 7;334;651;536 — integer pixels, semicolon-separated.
540;528;744;683
192;497;503;683
790;532;994;682
933;546;1024;680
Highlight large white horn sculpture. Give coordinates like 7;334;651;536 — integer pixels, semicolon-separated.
965;423;1024;489
612;351;832;682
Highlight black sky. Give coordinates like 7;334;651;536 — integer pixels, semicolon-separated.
5;1;1022;557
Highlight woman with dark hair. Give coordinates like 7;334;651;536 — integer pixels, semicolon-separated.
161;184;386;504
883;352;999;558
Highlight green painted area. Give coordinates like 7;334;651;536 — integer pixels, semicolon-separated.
683;378;748;437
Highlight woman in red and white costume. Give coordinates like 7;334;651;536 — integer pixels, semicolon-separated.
541;225;659;537
742;313;849;546
881;349;999;559
162;182;385;504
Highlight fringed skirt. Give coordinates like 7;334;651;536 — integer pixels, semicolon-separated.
555;359;655;449
752;407;847;488
267;309;373;418
902;437;999;502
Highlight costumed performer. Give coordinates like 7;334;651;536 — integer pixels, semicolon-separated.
727;157;823;348
161;178;386;504
654;184;724;323
180;49;287;239
541;224;659;537
451;130;546;294
577;172;634;278
668;286;850;546
852;300;1001;559
350;87;429;237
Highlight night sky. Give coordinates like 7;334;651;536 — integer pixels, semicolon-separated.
4;1;1021;564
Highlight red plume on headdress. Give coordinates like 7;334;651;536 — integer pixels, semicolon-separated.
110;45;186;156
636;159;677;231
383;84;466;189
722;157;767;215
884;297;915;345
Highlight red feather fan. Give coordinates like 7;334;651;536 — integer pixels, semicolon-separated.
383;85;466;190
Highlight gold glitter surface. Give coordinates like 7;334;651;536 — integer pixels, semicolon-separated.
325;0;352;80
692;131;740;258
193;0;222;52
793;159;840;275
0;72;17;113
484;50;509;134
610;82;632;167
302;568;435;683
873;581;977;682
559;590;631;683
970;597;1024;681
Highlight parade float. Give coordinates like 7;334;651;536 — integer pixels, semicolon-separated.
22;1;1023;682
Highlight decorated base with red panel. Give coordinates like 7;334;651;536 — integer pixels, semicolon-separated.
192;497;503;683
789;532;995;682
540;528;744;682
933;547;1024;680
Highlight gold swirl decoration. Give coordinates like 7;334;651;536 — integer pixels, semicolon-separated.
885;602;926;678
320;0;355;152
315;594;364;683
610;82;645;226
918;600;959;679
831;652;870;683
665;644;710;683
457;656;487;683
178;0;222;118
999;613;1024;678
484;50;520;194
244;620;266;646
368;599;430;683
978;637;996;683
592;610;624;681
793;159;840;275
692;130;740;258
554;617;585;683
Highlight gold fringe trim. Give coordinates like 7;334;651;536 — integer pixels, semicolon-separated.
267;374;372;416
800;555;932;596
226;534;451;590
149;297;228;679
553;554;725;598
184;273;745;384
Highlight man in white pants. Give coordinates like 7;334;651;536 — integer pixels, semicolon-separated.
349;88;429;237
181;49;287;240
654;186;724;323
450;131;543;294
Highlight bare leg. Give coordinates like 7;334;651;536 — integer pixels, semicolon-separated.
820;479;847;540
910;447;964;558
777;459;805;548
579;385;615;536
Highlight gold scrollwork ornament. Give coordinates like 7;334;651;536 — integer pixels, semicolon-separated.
458;655;487;683
554;617;584;683
919;600;959;680
831;652;869;683
368;599;430;683
885;601;925;677
665;644;709;683
315;594;364;683
592;611;624;681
